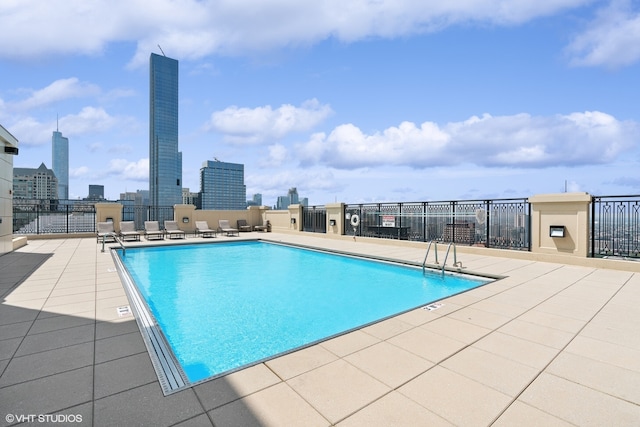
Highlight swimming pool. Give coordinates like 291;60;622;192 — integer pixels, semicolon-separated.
115;240;490;392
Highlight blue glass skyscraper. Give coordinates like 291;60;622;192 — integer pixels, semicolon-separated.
200;160;246;210
149;53;182;210
52;129;69;199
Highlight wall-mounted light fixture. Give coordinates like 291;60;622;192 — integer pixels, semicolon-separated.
329;219;337;226
291;218;296;224
549;225;565;238
182;217;189;223
106;217;113;223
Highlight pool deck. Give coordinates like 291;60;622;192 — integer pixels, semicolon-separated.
1;233;639;426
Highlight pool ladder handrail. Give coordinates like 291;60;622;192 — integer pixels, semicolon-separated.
423;241;462;273
101;232;125;256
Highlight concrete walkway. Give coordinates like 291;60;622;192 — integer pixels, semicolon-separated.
0;234;639;426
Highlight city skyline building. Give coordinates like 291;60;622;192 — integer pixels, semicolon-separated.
52;127;69;200
149;52;182;210
13;163;58;200
200;159;246;210
86;184;104;201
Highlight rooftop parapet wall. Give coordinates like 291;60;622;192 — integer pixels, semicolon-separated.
529;192;591;257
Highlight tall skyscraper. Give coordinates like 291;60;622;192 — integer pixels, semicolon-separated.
149;53;182;210
200;160;246;210
52;128;69;200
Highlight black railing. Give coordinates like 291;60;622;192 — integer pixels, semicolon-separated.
302;206;327;233
13;200;97;234
12;200;177;234
345;198;531;250
591;195;640;258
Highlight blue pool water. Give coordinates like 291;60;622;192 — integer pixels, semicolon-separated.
119;241;489;383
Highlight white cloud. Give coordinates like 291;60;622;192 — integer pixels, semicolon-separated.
5;102;136;146
69;166;90;177
260;144;289;167
206;99;333;144
1;0;595;67
297;111;640;169
13;78;101;111
107;158;149;181
566;1;640;68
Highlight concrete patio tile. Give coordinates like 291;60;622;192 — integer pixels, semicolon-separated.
209;382;328;427
388;326;467;364
286;359;390;424
172;414;214;427
94;352;158;399
580;320;640;350
94;383;204;427
419;316;492;344
96;288;126;300
471;299;529;317
3;289;52;302
94;331;147;364
0;304;39;325
0;366;93;426
15;323;94;357
27;311;94;335
538;294;606;318
95;305;130;322
447;305;512;329
95;318;140;340
546;352;640;404
265;344;338;380
36;301;96;319
361;316;415;340
194;363;281;411
95;295;130;310
498;319;575;350
565;335;640;373
493;401;575;427
345;341;433;388
585;269;634;284
50;402;92;427
3;299;46;311
0;320;32;341
441;346;539;397
42;292;96;308
337;390;454;427
0;337;22;361
320;330;380;357
516;308;586;333
473;331;559;370
398;365;512;427
519;373;640;426
0;342;94;387
48;285;95;297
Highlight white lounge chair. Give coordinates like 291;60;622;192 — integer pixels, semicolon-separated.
119;221;141;241
195;221;216;238
164;220;186;239
96;221;116;242
218;219;239;237
144;221;165;240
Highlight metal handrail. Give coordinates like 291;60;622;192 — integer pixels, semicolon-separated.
422;241;438;272
442;242;463;273
101;232;125;255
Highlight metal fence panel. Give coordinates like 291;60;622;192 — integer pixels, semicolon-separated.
591;195;640;258
344;198;530;250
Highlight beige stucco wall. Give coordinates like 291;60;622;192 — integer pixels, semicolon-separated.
529;192;591;257
326;203;344;236
95;203;123;232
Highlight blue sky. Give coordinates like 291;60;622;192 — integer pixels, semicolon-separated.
1;0;639;206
